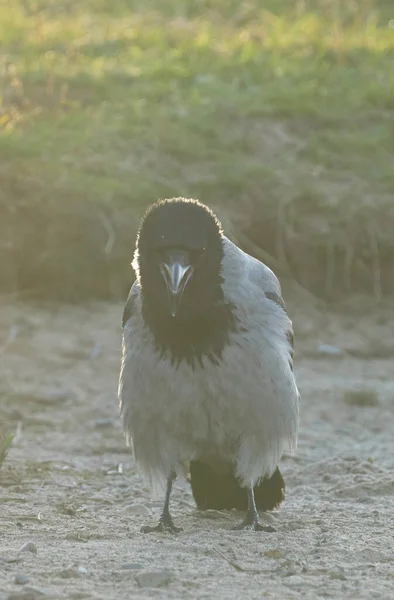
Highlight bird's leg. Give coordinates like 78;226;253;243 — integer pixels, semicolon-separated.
232;485;274;532
141;471;182;534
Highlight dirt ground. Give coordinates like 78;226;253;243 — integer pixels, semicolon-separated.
0;297;393;599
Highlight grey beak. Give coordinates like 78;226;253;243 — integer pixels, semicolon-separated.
160;256;194;317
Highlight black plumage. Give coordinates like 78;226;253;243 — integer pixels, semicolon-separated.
189;461;285;512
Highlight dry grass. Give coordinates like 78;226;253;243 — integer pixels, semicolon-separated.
0;430;14;468
343;388;380;407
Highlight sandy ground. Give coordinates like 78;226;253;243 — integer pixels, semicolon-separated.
0;297;393;600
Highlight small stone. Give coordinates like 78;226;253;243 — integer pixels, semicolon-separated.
23;585;49;600
58;564;88;578
18;542;37;555
135;570;173;588
124;503;151;516
317;344;344;356
56;502;77;516
285;575;304;587
15;573;30;585
357;496;374;504
65;533;89;543
89;343;102;359
264;549;281;559
330;571;347;581
6;594;37;600
120;563;144;570
40;389;70;405
285;565;298;577
58;565;78;579
260;512;277;524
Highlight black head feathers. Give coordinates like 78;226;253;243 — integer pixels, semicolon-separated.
135;197;223;258
133;198;236;367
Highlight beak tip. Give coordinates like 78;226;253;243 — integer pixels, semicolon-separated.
161;258;193;319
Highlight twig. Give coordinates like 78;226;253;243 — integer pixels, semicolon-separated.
212;548;246;572
276;198;290;272
97;209;116;255
343;220;355;295
325;237;335;297
213;548;263;575
0;431;14;467
0;325;21;355
13;422;23;445
366;218;382;301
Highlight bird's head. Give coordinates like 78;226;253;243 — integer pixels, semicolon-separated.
133;198;236;365
133;198;224;320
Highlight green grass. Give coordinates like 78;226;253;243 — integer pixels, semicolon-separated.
0;431;14;467
0;0;393;299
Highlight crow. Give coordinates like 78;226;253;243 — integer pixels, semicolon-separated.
118;198;299;532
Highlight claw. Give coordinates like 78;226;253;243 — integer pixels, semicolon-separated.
231;486;277;532
139;472;182;534
232;518;275;532
232;511;276;532
141;518;182;535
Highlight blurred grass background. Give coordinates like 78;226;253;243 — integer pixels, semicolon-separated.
0;0;393;301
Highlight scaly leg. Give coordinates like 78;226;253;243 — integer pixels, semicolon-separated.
141;471;182;534
232;485;275;532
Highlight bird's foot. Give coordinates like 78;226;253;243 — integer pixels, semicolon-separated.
232;511;276;533
141;515;182;535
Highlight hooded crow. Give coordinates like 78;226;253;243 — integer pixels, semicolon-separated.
119;198;299;532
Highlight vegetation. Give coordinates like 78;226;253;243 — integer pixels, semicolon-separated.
0;430;14;467
1;0;393;300
343;387;380;407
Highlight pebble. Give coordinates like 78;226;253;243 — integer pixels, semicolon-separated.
284;564;298;577
260;512;276;524
330;566;346;580
264;549;281;559
14;574;30;585
89;493;112;503
317;344;344;356
6;594;36;600
40;389;70;405
135;570;173;588
18;542;37;555
89;343;102;359
357;496;374;504
123;503;152;516
58;564;87;579
22;586;48;597
284;575;304;587
9;586;48;598
330;571;347;581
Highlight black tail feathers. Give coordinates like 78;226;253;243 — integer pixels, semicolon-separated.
189;461;285;511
